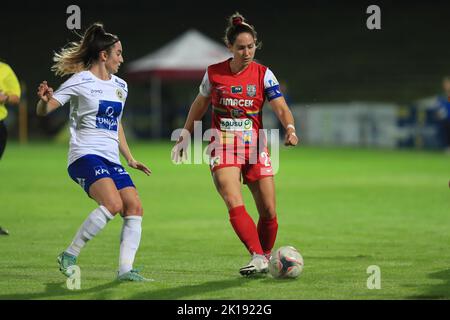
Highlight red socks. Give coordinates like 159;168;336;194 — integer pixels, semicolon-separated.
257;216;278;255
229;205;264;255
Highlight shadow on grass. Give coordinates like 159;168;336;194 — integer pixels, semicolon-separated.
405;269;450;299
129;277;254;299
0;280;121;300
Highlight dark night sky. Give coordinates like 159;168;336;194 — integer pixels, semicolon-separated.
1;0;449;135
2;0;449;101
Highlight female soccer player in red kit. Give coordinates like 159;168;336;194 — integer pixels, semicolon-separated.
172;12;298;276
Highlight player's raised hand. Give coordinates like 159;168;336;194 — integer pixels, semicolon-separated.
128;159;152;176
284;130;299;146
37;81;54;102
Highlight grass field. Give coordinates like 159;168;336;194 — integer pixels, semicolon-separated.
0;141;449;300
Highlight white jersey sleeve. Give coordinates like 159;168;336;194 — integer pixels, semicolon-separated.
263;68;283;101
53;73;95;106
112;75;128;95
199;71;212;97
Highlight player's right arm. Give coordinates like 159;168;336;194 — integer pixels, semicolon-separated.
171;69;212;163
181;93;211;135
181;69;212;137
171;93;210;163
36;81;61;116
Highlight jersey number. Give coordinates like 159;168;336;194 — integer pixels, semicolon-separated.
260;152;271;167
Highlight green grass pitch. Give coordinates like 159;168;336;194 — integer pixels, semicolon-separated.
0;142;449;300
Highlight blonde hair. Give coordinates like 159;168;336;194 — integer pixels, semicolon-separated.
51;22;119;77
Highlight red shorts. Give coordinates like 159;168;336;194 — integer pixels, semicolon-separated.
209;147;274;184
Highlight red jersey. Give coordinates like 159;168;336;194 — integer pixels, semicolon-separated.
199;58;283;149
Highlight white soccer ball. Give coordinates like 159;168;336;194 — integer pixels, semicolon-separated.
269;246;304;279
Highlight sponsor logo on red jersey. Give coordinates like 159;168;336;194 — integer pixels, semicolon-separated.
219;98;254;107
231;86;243;94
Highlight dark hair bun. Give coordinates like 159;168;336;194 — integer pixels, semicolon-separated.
224;12;259;47
229;12;245;26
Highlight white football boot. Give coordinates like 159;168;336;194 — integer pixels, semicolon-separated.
239;254;269;276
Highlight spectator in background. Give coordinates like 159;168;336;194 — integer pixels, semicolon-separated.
434;76;450;153
279;81;292;106
0;60;21;236
0;60;21;159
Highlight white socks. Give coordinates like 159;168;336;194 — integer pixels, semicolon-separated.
66;205;114;257
118;215;142;276
64;207;142;276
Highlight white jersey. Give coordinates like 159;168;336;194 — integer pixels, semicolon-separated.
52;71;128;166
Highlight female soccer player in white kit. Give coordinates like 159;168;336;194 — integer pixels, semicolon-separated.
36;23;152;281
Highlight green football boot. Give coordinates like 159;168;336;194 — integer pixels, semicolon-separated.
57;252;77;277
117;269;153;282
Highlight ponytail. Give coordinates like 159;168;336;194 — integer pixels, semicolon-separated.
51;22;119;77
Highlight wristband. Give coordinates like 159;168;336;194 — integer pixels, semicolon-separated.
286;124;295;131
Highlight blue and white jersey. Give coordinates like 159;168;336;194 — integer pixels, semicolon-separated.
52;71;128;166
434;95;450;120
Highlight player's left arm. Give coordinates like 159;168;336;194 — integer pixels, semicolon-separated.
0;68;21;105
0;92;20;105
118;122;151;175
269;96;299;146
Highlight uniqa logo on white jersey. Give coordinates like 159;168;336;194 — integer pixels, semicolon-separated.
97;116;118;131
96;100;122;131
219;98;254;107
220;118;253;131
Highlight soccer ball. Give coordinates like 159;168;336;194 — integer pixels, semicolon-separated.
269;246;304;279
